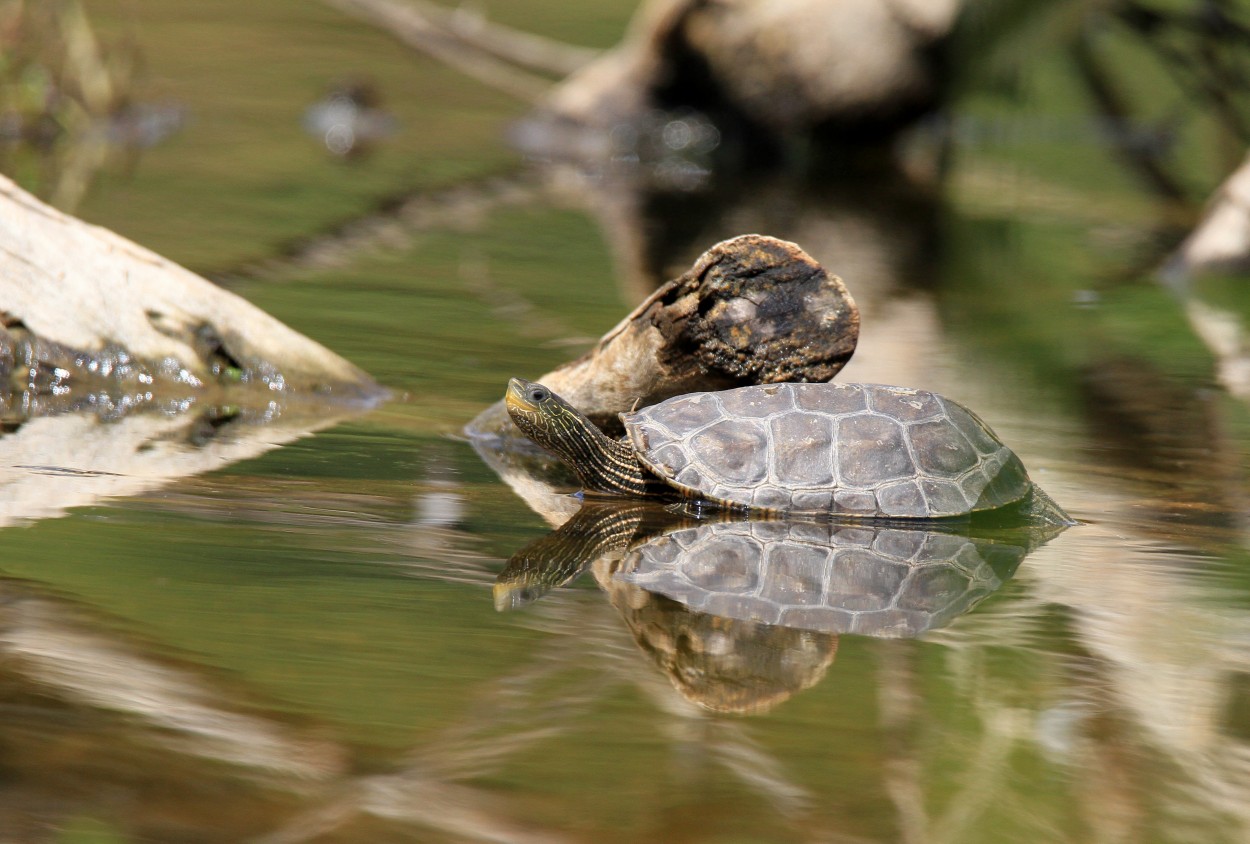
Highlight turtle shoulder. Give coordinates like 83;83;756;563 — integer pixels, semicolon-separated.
623;383;854;511
622;389;731;500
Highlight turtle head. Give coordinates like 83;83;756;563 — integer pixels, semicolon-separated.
505;378;586;457
504;378;654;497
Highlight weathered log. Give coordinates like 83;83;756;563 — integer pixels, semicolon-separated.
466;233;859;438
0;173;383;407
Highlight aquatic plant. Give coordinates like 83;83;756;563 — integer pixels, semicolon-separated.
0;0;179;210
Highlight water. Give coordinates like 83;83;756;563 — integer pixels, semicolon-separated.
5;2;1250;842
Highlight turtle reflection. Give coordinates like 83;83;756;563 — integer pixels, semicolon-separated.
497;503;1064;713
602;571;839;715
621;520;1027;637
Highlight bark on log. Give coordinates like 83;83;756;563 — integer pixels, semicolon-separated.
467;233;859;437
0;174;382;407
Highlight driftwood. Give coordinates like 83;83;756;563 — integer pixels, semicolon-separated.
0;174;382;409
467;234;859;438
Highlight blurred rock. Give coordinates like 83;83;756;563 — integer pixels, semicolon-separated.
521;0;962;161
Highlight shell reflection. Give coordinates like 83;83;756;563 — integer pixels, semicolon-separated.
619;520;1028;637
497;502;1064;713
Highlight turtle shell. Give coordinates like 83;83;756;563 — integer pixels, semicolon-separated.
621;383;1031;518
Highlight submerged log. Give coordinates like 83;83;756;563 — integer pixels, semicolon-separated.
467;234;859;437
0;174;383;408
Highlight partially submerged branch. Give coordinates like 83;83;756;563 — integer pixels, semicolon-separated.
327;0;961;159
413;0;599;77
0;173;383;409
321;0;553;102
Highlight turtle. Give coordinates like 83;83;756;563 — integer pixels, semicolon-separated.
504;377;1069;521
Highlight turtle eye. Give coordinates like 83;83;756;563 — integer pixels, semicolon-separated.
527;387;549;403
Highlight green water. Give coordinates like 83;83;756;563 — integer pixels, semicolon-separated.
5;2;1250;842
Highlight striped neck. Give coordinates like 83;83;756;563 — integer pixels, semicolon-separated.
506;380;662;498
567;426;655;497
534;406;654;497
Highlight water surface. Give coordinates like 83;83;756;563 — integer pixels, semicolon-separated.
5;2;1250;842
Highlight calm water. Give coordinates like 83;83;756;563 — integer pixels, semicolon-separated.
5;2;1250;842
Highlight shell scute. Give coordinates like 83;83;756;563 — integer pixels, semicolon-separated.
833;526;877;548
876;480;928;517
938;398;1003;455
909;418;979;477
760;544;829;606
829;551;909;609
675;464;706;490
650;443;689;477
900;567;976;613
692;419;770;486
685;541;757;592
720;384;795;417
643;392;723;433
973;451;1030;509
872;529;927;562
752;485;792;510
920;479;972;516
793;382;868;414
867;386;945;422
771;412;836;486
833;489;877;515
836;413;915;487
793;490;834;512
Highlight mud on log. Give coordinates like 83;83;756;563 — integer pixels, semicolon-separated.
0;174;382;413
